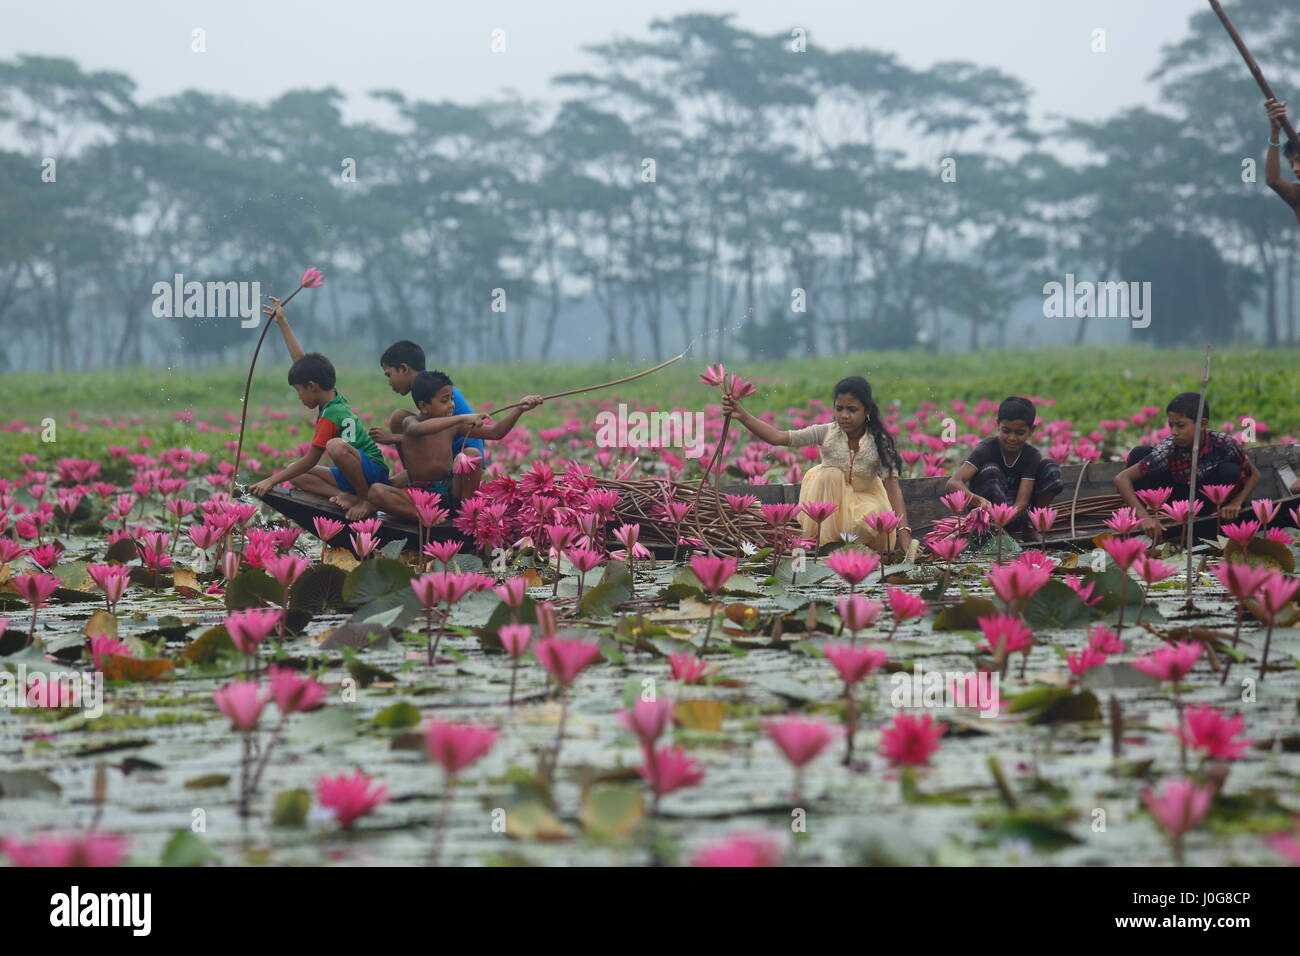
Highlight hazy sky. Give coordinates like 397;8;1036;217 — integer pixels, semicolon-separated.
3;0;1209;127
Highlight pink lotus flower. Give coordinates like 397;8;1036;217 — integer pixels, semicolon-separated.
987;502;1019;528
423;539;463;567
1142;778;1212;839
0;539;25;564
886;587;927;628
452;452;479;475
763;716;836;768
313;516;344;543
350;529;379;559
1201;483;1235;507
493;577;528;608
534;636;602;686
316;771;389;829
638;744;705;800
619;697;675;746
1221;519;1261;548
1067;646;1108;677
1135;487;1173;512
726;374;756;400
822;643;887;685
1160;498;1203;524
825;549;880;588
1;832;126;867
267;665;328;714
986;561;1051;605
223;607;283;655
87;563;130;608
940;489;972;514
878;712;945;767
668;650;713;685
13;572;59;610
535;601;557;638
699;364;726;387
1027;506;1058;533
1136;554;1179;585
1104;506;1142;536
1256;569;1300;622
723;494;759;515
977;613;1034;659
88;633;131;670
928;537;968;563
837;594;883;633
1211;560;1270;603
1064;574;1103;607
265;553;308;590
1102;535;1147;570
1176;705;1251;760
300;266;325;288
800;501;837;524
213;680;265;731
1131;641;1202;683
411;570;477;610
1087;625;1125;654
425;720;498;775
498;623;532;658
863;510;902;537
1252;497;1280;525
690;832;784;867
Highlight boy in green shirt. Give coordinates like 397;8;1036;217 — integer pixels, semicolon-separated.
249;297;389;519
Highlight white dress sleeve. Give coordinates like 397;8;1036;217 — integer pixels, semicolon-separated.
785;423;830;449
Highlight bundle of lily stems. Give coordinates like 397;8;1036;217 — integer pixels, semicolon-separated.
594;477;792;556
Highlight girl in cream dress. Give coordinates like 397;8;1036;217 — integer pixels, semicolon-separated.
721;376;914;555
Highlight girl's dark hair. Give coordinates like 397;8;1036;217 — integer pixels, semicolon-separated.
1167;391;1209;422
833;376;902;473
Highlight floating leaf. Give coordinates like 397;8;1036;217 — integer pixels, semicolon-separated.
161;830;222;867
288;565;348;613
83;609;118;640
271;789;311;828
224;569;284;610
342;557;415;605
580;785;644;840
371;701;421;729
101;655;175;683
675;698;724;731
932;597;999;631
0;770;60;798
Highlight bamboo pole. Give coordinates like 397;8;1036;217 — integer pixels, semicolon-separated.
489;352;686;416
1184;347;1213;608
1209;0;1300;154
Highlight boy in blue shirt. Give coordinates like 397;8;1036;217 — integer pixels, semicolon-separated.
372;341;486;501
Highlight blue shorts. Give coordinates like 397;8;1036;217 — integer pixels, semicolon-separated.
330;454;390;495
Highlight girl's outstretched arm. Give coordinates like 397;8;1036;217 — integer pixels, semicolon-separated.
721;392;789;446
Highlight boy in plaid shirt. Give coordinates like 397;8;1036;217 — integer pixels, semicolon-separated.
1115;392;1258;538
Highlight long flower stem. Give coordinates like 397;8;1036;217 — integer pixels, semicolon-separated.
1220;603;1245;686
249;713;288;795
1258;618;1277;681
700;595;718;652
545;688;571;786
428;773;454;867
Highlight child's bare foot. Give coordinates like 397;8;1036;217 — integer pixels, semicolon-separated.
346;500;377;521
329;492;360;512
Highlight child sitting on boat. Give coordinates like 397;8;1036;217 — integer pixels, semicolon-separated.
367;370;542;519
1114;392;1258;539
945;396;1063;537
721;376;913;554
249;299;389;520
373;340;487;501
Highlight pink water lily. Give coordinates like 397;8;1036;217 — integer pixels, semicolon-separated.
837;594;883;636
299;266;325;288
879;712;945;767
316;771;389;829
690;832;784;868
668;650;714;685
267;665;328;714
1142;778;1212;863
825;549;879;589
1027;506;1058;533
619;697;675;747
1;832;126;868
87;633;131;670
822;642;887;686
425;720;498;775
1131;641;1202;684
213;679;265;732
1176;705;1251;761
1221;519;1261;548
224;607;283;657
87;563;130;612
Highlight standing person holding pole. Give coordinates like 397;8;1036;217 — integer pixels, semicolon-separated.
1264;98;1300;224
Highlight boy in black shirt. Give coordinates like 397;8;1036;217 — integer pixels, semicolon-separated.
945;396;1063;536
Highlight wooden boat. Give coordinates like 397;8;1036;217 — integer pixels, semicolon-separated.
254;443;1300;556
719;442;1300;549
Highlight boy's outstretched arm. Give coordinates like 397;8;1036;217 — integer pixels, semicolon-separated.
402;412;483;437
1220;463;1260;521
946;462;991;510
468;396;544;440
262;297;306;363
249;445;324;497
